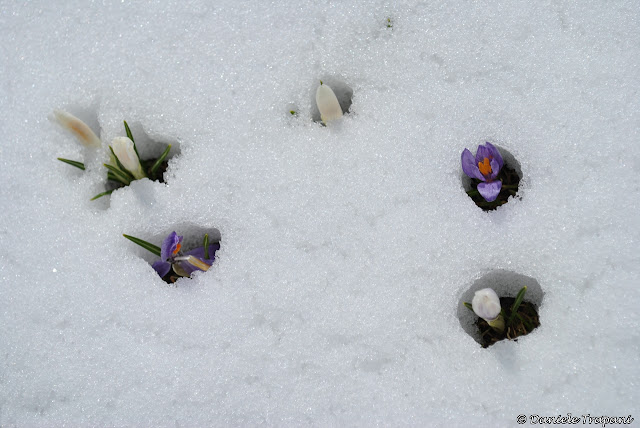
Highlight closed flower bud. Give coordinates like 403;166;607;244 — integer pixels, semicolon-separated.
315;81;343;124
53;110;101;148
111;137;146;180
472;288;505;332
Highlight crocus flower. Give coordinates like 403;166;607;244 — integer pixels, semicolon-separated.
152;232;220;278
461;142;504;202
111;137;146;180
315;81;343;124
53;110;101;148
472;288;505;332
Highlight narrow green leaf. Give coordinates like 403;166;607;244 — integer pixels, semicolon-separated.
103;163;132;185
508;286;528;326
123;120;140;159
463;302;474;312
57;158;85;170
107;171;129;185
123;120;134;142
123;234;161;257
90;189;115;201
203;234;210;259
149;144;171;176
108;146;135;180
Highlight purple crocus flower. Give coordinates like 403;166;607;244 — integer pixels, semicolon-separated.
152;231;220;278
461;142;504;202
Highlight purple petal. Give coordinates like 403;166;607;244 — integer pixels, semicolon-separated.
485;142;503;169
477;181;502;202
152;261;171;278
488;158;501;180
160;231;183;261
461;149;484;181
476;144;491;164
186;243;220;265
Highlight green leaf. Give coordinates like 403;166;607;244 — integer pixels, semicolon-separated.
90;189;115;200
123;120;140;159
107;171;129;185
123;234;161;257
149;144;171;177
103;163;132;185
203;233;209;259
57;158;85;170
108;146;135;180
508;286;527;326
463;302;474;312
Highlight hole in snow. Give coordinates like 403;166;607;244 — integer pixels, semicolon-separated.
120;121;181;184
97;122;182;202
124;224;221;285
460;143;522;211
310;77;353;123
457;270;543;347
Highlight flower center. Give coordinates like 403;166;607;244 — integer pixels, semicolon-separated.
478;157;492;176
172;243;181;256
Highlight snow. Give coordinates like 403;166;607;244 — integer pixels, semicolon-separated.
1;0;639;425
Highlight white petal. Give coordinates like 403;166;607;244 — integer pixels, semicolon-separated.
111;137;146;179
471;288;501;321
315;82;343;123
53;110;101;148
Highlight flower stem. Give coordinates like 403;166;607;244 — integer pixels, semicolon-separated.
487;314;505;333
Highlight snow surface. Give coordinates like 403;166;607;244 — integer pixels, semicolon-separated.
1;0;639;425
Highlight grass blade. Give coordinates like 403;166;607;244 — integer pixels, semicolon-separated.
57;158;85;170
203;233;209;259
107;171;129;185
508;286;527;325
123;120;140;159
103;163;132;185
149;144;171;176
122;234;161;257
90;189;115;200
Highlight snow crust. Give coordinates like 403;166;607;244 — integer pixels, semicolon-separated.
1;0;639;425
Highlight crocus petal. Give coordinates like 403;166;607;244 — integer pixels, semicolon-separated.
477;181;502;202
152;261;171;278
488;157;501;180
53;110;101;148
316;82;343;123
160;232;183;261
186;243;220;264
472;288;501;321
484;142;503;170
475;144;491;165
111;137;146;180
461;149;485;181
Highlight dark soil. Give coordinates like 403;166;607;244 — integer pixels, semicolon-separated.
467;164;521;211
477;297;540;348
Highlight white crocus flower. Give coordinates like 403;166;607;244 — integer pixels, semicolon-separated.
53;110;101;148
315;81;343;124
111;137;146;180
472;288;505;332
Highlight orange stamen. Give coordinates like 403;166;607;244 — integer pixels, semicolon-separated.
478;157;492;176
173;243;181;256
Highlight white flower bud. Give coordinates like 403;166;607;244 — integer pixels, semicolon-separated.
472;288;501;321
111;137;146;180
315;82;343;124
53;110;101;148
472;288;505;332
